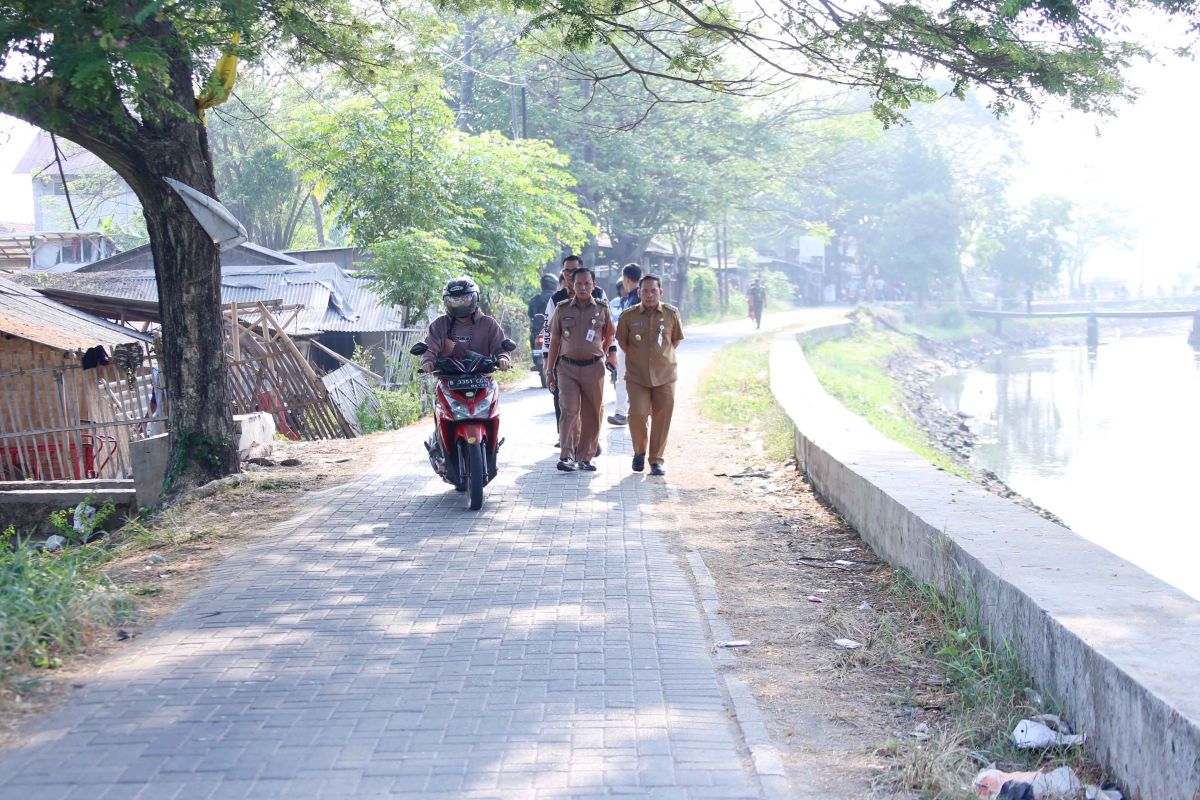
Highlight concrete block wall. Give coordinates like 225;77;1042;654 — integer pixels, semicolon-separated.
772;325;1200;800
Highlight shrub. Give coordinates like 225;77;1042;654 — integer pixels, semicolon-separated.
0;525;128;673
357;386;423;434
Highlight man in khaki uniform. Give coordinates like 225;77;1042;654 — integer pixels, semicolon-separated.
616;274;684;476
546;268;616;472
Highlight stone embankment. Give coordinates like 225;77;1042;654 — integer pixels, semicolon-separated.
771;321;1200;800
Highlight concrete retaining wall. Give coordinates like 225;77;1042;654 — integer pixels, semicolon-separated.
772;324;1200;800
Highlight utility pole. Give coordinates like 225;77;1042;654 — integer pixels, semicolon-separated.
520;74;528;139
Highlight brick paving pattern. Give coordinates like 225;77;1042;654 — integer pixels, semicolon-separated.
0;384;765;799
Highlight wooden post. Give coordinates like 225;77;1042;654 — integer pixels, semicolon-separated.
1087;315;1099;348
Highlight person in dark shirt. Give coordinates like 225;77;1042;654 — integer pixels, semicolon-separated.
527;273;557;349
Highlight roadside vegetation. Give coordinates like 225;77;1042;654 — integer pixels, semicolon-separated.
696;331;1105;798
0;505;129;678
696;334;794;460
803;317;968;478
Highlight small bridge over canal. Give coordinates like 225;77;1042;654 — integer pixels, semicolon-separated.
968;307;1200;347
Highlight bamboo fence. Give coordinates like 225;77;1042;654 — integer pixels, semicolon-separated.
0;342;163;481
224;301;352;441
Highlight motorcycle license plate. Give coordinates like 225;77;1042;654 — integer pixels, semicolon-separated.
448;376;489;391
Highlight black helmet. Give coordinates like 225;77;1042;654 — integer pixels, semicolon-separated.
540;273;557;292
443;277;480;318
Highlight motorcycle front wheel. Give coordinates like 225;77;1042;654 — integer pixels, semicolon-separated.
466;441;485;510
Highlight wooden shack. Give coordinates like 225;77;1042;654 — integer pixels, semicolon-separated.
0;277;157;481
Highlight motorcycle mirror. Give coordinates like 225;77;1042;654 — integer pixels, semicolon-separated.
500;338;518;353
409;342;429;356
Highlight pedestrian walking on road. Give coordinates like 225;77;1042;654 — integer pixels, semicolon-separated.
748;278;767;329
607;263;642;427
547;267;616;472
542;256;607;446
616;274;684;476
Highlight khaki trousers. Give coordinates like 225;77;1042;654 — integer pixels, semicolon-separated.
557;359;605;462
627;380;676;464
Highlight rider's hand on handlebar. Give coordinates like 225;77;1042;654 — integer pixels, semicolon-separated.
497;356;511;372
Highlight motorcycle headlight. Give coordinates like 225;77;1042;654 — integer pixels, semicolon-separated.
448;393;493;420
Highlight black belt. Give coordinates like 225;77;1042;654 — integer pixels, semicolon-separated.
560;355;601;366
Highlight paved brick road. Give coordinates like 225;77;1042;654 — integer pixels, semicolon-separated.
0;356;783;798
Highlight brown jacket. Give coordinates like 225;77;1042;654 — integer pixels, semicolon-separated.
420;311;507;370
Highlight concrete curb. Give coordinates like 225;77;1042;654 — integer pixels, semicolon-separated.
770;323;1200;799
663;480;796;800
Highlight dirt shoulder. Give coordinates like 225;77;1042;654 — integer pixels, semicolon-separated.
0;432;392;748
663;389;949;799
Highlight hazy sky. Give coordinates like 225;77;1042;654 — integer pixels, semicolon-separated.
1;39;1197;290
1007;52;1200;290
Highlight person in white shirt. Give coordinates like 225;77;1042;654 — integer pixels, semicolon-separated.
607;263;642;426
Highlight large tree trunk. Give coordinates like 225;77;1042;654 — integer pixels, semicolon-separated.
129;147;239;484
114;44;239;485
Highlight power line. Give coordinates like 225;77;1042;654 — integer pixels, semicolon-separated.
49;132;81;230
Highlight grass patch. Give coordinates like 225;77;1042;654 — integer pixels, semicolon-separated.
0;525;131;675
697;334;794;461
804;324;968;478
870;571;1098;798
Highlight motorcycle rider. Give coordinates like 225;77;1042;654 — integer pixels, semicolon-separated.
420;277;512;374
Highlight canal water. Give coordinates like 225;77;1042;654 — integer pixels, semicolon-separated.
934;327;1200;601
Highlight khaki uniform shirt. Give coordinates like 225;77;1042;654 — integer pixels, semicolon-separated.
616;302;684;387
550;295;614;361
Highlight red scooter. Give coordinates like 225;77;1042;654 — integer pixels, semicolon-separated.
410;339;517;510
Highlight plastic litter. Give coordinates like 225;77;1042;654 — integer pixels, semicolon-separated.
717;640;750;648
1012;719;1085;748
833;638;862;649
974;765;1082;799
806;595;824;603
858;601;873;611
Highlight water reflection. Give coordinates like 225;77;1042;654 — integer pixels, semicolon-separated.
935;331;1200;601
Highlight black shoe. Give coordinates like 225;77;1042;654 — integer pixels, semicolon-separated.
650;463;666;476
557;459;576;472
607;414;628;426
577;461;597;472
632;453;645;472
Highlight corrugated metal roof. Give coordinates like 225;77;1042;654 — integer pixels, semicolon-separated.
70;241;303;273
0;276;150;351
17;263;404;335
